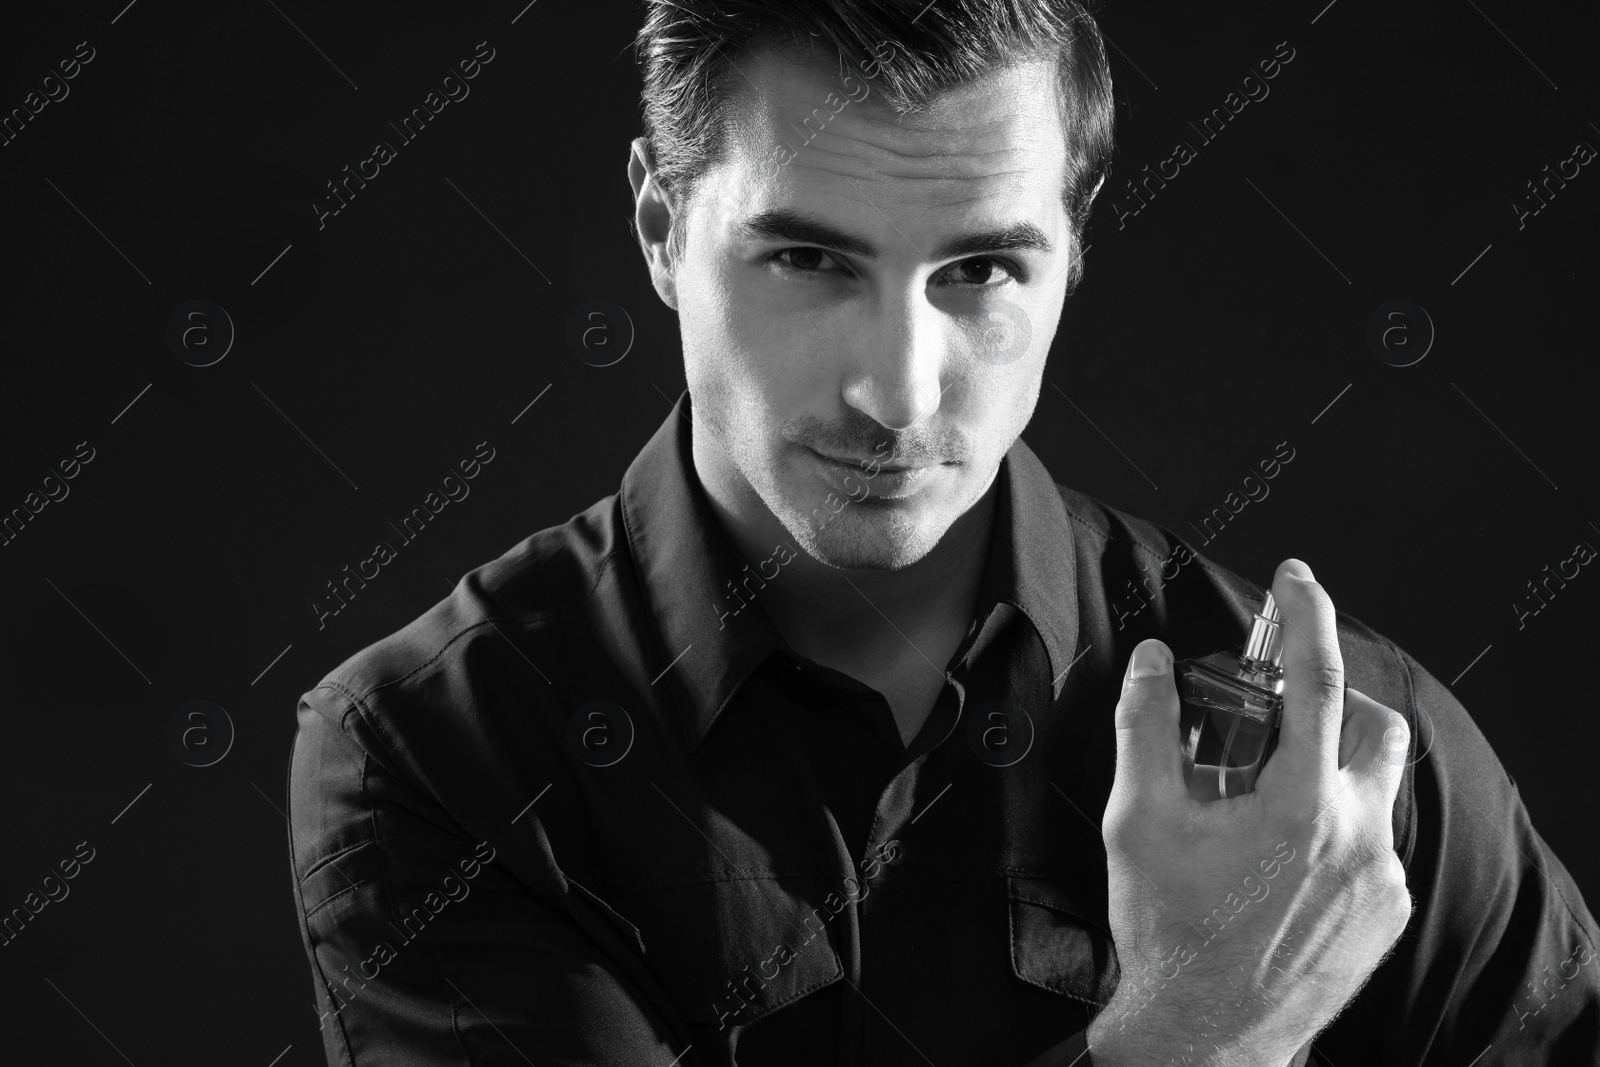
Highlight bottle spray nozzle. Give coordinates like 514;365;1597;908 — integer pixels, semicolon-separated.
1240;592;1285;673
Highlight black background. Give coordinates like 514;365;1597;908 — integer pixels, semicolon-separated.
1;0;1595;1062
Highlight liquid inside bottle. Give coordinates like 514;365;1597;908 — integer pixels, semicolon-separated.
1175;593;1285;800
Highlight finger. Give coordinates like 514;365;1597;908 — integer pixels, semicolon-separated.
1268;558;1345;787
1109;638;1187;807
1341;686;1409;841
1336;686;1398;769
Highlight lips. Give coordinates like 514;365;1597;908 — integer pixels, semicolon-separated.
811;449;931;473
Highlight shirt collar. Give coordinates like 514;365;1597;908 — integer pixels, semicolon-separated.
619;389;1080;753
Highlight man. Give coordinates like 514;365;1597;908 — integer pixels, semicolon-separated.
285;1;1600;1063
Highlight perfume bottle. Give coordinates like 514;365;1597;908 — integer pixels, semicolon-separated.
1177;592;1286;801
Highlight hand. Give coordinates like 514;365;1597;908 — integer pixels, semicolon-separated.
1088;558;1414;1066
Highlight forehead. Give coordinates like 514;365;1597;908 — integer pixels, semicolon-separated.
706;47;1070;231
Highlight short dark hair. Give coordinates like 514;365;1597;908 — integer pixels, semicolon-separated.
633;0;1116;291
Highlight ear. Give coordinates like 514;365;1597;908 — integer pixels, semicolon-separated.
628;136;680;310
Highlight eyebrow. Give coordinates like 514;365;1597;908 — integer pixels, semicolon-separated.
734;208;1054;262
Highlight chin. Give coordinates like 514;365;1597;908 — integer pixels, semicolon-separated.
778;500;943;572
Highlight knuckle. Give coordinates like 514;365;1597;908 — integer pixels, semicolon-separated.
1359;843;1404;884
1377;716;1412;768
1349;826;1396;870
1381;848;1409;887
1102;818;1146;859
1379;862;1415;931
1101;802;1135;844
1379;713;1411;746
1280;568;1338;622
1314;812;1394;873
1300;661;1346;695
1354;845;1410;910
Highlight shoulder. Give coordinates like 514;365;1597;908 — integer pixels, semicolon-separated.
297;491;627;741
287;491;644;898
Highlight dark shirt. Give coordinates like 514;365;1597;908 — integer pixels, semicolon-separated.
286;390;1600;1066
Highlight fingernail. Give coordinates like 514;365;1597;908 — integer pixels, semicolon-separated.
1127;641;1170;680
1282;558;1315;582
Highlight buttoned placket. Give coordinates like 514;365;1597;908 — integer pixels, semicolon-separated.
751;604;1004;1064
753;663;872;1066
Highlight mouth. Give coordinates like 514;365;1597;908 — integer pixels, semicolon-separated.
810;449;934;473
805;446;950;502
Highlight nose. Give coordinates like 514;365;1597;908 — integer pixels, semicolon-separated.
841;284;948;432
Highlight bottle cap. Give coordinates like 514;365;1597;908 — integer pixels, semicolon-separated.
1241;592;1285;669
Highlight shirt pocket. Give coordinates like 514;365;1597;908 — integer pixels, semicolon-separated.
609;875;845;1028
1007;875;1120;1009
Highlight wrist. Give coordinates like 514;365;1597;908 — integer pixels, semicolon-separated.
1085;994;1285;1067
1085;985;1180;1063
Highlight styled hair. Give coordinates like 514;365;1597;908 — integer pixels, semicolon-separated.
633;0;1116;291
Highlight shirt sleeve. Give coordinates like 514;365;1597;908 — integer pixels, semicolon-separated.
1344;644;1600;1063
286;683;697;1066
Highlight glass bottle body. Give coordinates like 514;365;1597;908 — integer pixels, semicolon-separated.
1177;650;1283;800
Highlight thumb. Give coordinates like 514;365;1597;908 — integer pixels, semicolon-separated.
1111;639;1185;805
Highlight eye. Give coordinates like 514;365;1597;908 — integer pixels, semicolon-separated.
768;247;849;276
936;256;1021;288
764;248;1024;286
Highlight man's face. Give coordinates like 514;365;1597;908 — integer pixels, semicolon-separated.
648;48;1075;571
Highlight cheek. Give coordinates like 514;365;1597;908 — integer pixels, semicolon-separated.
959;312;1046;423
699;274;843;401
678;276;804;466
952;299;1033;369
1005;298;1056;413
678;265;752;396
